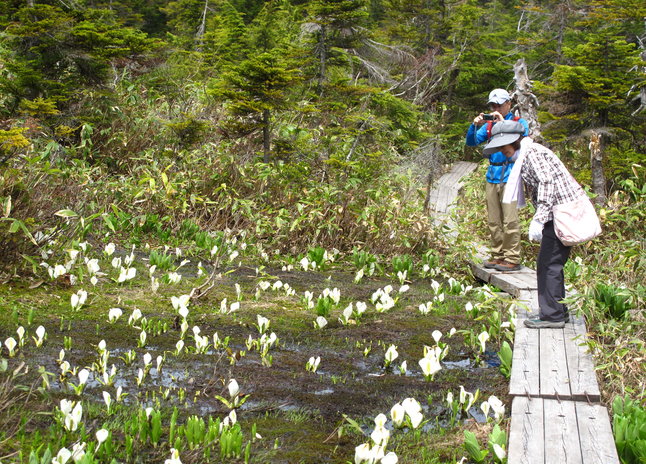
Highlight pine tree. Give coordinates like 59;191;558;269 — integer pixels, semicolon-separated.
1;4;156;111
202;0;248;68
209;50;301;162
306;0;369;92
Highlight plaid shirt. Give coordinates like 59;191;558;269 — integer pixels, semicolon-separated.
521;142;586;224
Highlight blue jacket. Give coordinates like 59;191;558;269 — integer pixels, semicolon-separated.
466;113;529;183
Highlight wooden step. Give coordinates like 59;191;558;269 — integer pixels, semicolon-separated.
470;262;537;297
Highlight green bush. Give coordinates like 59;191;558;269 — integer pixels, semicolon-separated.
149;249;175;271
592;283;632;320
612;395;646;464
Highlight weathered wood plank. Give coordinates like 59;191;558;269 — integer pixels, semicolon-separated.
439;162;475;186
442;187;456;211
471;264;537;297
544;399;583;463
508;396;545;464
539;328;572;398
564;315;601;401
427;162;477;213
516;289;539;314
470;262;493;284
432;185;457;213
512;272;539;289
576;402;620;463
489;272;532;297
510;325;540;397
452;161;477;178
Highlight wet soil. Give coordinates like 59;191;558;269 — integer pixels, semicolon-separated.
0;262;510;463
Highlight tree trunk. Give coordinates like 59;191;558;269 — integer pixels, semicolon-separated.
631;40;646;116
195;0;209;51
263;108;271;163
512;58;542;141
589;130;606;206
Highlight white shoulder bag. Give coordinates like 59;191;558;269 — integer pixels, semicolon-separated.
552;196;602;246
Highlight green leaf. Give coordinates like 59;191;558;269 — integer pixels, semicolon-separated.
102;214;116;232
342;414;364;435
55;209;78;218
8;219;21;233
464;430;488;462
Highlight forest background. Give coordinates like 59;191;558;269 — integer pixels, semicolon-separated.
1;0;645;248
0;0;645;415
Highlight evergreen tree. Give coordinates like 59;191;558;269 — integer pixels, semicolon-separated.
162;0;206;45
202;0;248;68
247;0;301;53
209;50;300;162
306;0;369;92
1;4;156;111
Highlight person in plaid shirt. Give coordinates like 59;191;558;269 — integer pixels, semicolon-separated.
483;120;587;329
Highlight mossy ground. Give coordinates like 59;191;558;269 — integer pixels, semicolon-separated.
0;256;510;463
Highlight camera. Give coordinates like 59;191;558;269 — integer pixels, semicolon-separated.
482;114;495;121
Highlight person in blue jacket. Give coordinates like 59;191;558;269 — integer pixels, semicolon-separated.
466;88;529;272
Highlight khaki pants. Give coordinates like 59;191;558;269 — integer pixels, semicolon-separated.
486;182;521;264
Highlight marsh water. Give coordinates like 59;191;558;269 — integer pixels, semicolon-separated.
1;263;509;462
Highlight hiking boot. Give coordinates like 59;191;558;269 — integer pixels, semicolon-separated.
494;261;521;272
483;258;504;269
523;318;565;329
527;313;570;323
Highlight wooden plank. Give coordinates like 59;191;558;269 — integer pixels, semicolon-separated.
575;402;620;464
563;322;589;401
442;187;457;210
508;396;544;464
427;188;439;204
439;172;459;186
470;262;493;284
489;272;531;297
510;325;540;397
564;316;600;401
471;264;536;298
450;161;468;178
512;272;538;289
539;328;572;398
454;161;478;177
431;184;454;213
544;399;583;463
428;162;478;213
516;289;539;314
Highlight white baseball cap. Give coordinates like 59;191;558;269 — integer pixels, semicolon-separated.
487;89;511;105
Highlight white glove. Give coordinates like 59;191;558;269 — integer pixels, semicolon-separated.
528;219;544;242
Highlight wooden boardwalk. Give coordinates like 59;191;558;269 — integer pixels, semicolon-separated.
471;263;619;463
427;161;478;214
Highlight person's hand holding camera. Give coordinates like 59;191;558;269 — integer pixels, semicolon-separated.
489;111;504;122
474;111;504;125
473;113;486;125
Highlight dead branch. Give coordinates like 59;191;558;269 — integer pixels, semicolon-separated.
189;253;222;300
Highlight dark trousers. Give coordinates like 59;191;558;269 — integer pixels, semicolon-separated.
537;221;572;322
